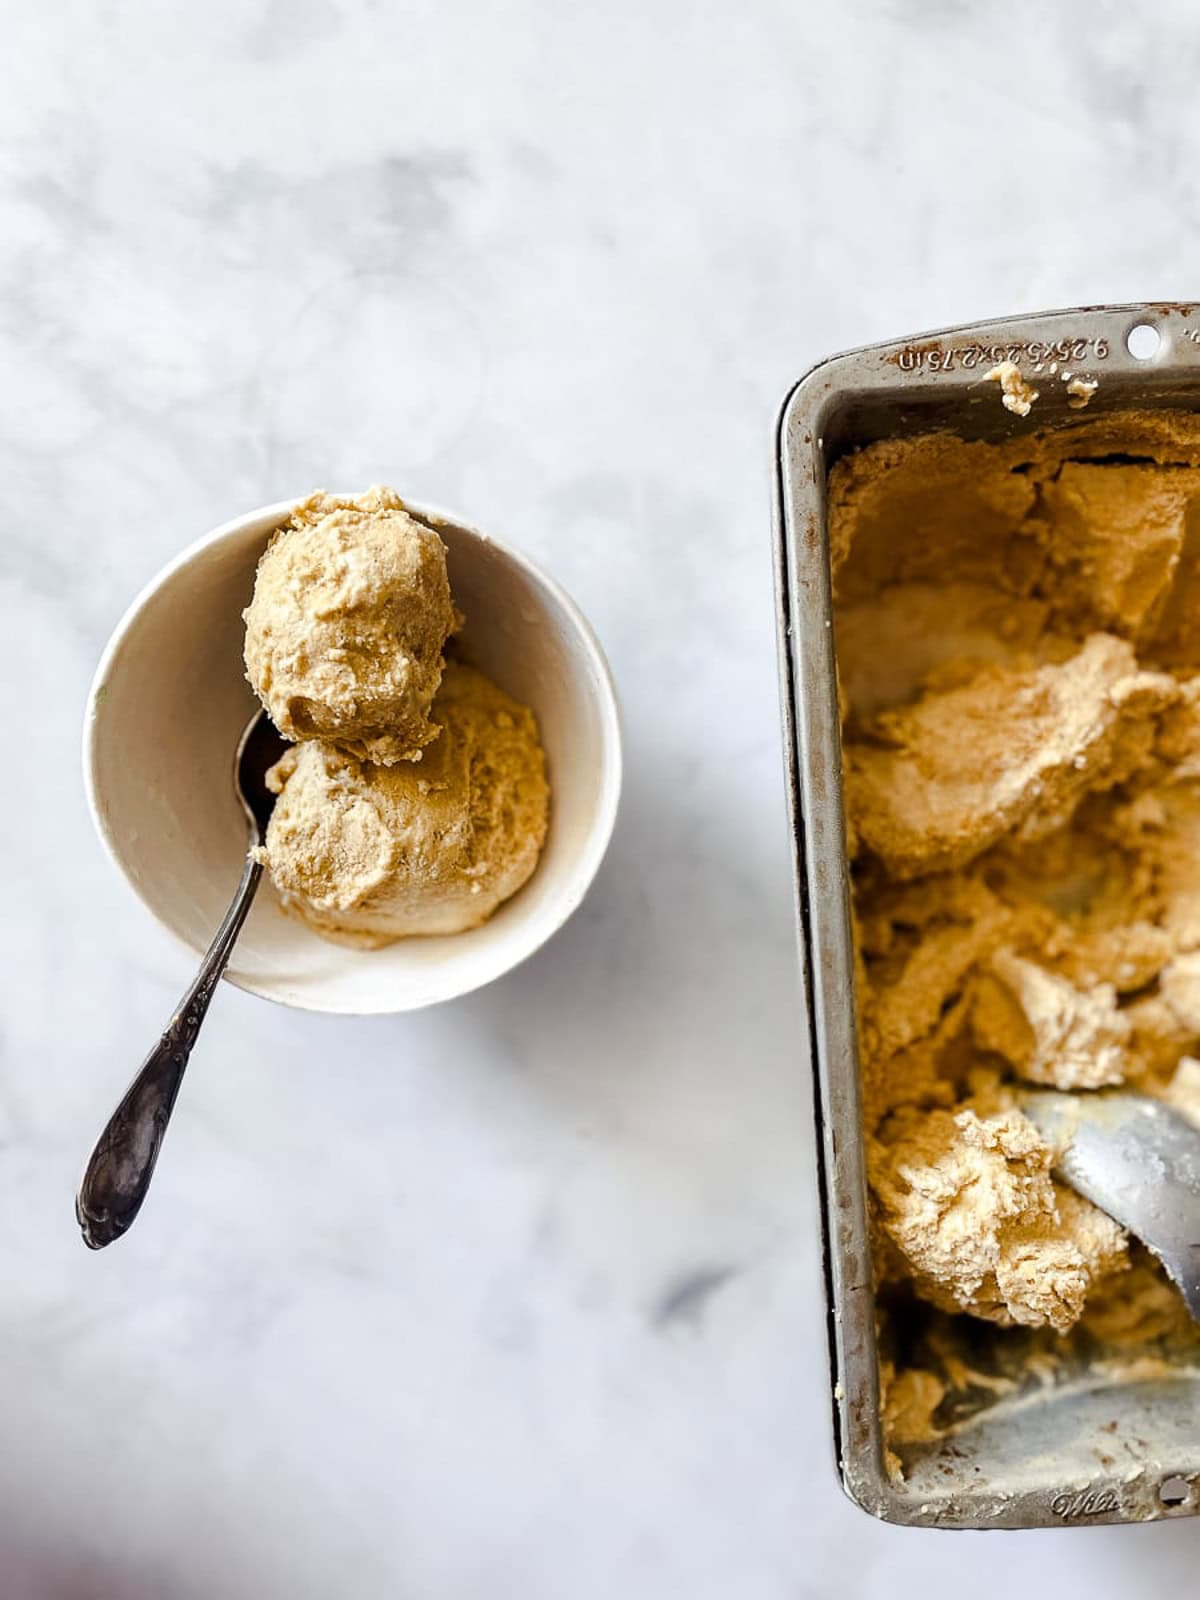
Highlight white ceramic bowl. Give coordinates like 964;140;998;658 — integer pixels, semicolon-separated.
84;499;621;1014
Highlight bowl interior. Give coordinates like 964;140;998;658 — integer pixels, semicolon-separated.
86;503;620;1012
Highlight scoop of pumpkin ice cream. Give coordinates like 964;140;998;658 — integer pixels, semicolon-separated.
244;486;458;765
844;633;1177;880
261;663;549;945
870;1100;1128;1332
970;950;1131;1090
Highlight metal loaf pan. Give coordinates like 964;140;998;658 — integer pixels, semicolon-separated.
773;305;1200;1529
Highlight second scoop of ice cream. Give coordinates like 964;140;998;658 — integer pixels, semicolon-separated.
244;486;458;765
262;663;550;945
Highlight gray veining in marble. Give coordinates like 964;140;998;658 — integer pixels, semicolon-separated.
5;0;1200;1594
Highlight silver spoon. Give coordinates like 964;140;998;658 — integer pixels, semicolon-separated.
1024;1089;1200;1322
77;709;287;1250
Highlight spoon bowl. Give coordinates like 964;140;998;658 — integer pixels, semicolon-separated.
236;709;289;839
1024;1089;1200;1323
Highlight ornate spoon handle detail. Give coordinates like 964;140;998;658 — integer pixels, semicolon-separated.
77;854;264;1249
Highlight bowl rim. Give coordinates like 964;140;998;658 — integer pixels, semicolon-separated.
82;494;623;1015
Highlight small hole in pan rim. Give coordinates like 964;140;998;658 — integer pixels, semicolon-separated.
1127;322;1162;360
1159;1473;1191;1507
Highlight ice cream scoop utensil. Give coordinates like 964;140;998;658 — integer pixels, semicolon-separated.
1023;1090;1200;1322
76;710;286;1249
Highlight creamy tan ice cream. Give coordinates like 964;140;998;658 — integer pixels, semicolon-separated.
985;359;1038;417
832;412;1200;1474
871;1097;1127;1332
845;633;1176;880
834;411;1200;1327
244;486;457;765
261;663;549;945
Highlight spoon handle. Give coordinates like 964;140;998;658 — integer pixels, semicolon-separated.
77;852;264;1250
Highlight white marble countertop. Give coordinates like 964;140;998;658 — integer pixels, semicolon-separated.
5;1;1199;1594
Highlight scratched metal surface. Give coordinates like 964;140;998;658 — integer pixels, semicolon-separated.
772;304;1200;1529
